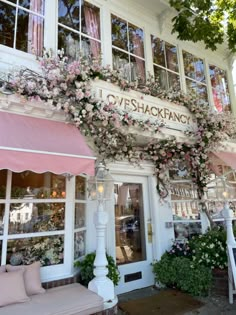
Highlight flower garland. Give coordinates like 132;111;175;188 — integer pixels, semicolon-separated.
2;55;236;201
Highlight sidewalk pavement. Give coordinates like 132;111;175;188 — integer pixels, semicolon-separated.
117;286;236;314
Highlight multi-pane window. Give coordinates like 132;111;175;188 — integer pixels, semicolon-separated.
170;165;202;241
151;36;180;91
205;165;236;225
209;65;231;112
111;14;145;82
183;51;208;104
0;0;44;56
0;169;87;269
58;0;101;60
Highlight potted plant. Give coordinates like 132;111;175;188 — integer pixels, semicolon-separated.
74;252;120;286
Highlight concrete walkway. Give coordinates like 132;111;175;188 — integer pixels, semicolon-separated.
117;286;236;314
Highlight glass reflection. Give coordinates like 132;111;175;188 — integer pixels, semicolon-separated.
0;170;7;199
74;203;85;228
129;23;144;58
7;235;64;266
174;222;201;241
58;0;80;29
58;26;80;60
0;204;4;235
19;0;45;14
81;1;100;39
0;3;16;48
112;49;129;80
75;176;86;200
81;36;100;58
171;182;198;201
209;65;231;112
172;201;200;220
183;51;205;83
111;14;128;51
186;79;208;103
115;182;146;265
165;42;178;72
154;66;180;91
130;55;145;82
8;202;65;234
74;231;85;259
151;36;165;67
11;171;66;199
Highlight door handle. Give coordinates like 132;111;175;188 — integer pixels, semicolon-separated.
147;222;153;243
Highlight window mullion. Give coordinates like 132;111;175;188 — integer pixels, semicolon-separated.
13;1;19;49
44;0;57;53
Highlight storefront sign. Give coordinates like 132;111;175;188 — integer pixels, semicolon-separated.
92;81;195;132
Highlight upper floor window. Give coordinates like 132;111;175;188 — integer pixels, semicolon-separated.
111;14;145;82
151;36;180;91
209;65;231;112
183;51;208;104
0;0;44;56
58;0;101;60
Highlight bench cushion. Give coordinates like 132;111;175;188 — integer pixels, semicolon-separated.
0;283;104;315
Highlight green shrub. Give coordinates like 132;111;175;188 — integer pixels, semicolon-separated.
74;252;120;286
189;226;227;270
152;255;212;296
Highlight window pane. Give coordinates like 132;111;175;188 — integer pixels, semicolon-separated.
165;42;178;72
0;204;4;235
130;55;145;82
186;79;208;103
16;9;44;56
129;23;144;58
11;172;66;199
167;71;180;90
151;36;165;67
0;170;7;199
19;0;45;14
81;1;100;39
74;203;85;228
58;26;80;60
112;48;129;80
74;231;85;259
209;65;231;112
171;182;198;201
172;201;200;220
111;14;128;51
81;36;100;58
58;0;80;29
7;235;64;266
0;3;16;48
174;222;201;241
9;202;65;234
154;66;168;90
115;183;146;265
183;51;205;83
75;176;86;200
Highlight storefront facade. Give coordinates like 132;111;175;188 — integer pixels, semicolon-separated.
1;0;236;295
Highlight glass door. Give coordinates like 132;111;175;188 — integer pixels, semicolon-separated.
113;175;154;294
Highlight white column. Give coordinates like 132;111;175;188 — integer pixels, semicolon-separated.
221;202;236;246
88;200;115;302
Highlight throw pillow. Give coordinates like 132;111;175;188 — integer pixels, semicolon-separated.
0;265;6;273
0;269;30;307
6;261;45;296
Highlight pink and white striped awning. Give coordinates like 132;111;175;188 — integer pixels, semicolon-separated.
0;111;95;175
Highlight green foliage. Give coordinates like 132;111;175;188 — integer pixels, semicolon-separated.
169;0;236;53
189;226;228;270
74;252;120;286
152;254;212;296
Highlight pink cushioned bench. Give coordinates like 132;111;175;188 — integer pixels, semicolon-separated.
0;283;104;315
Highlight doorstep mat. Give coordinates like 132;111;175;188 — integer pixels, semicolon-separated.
118;289;204;315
